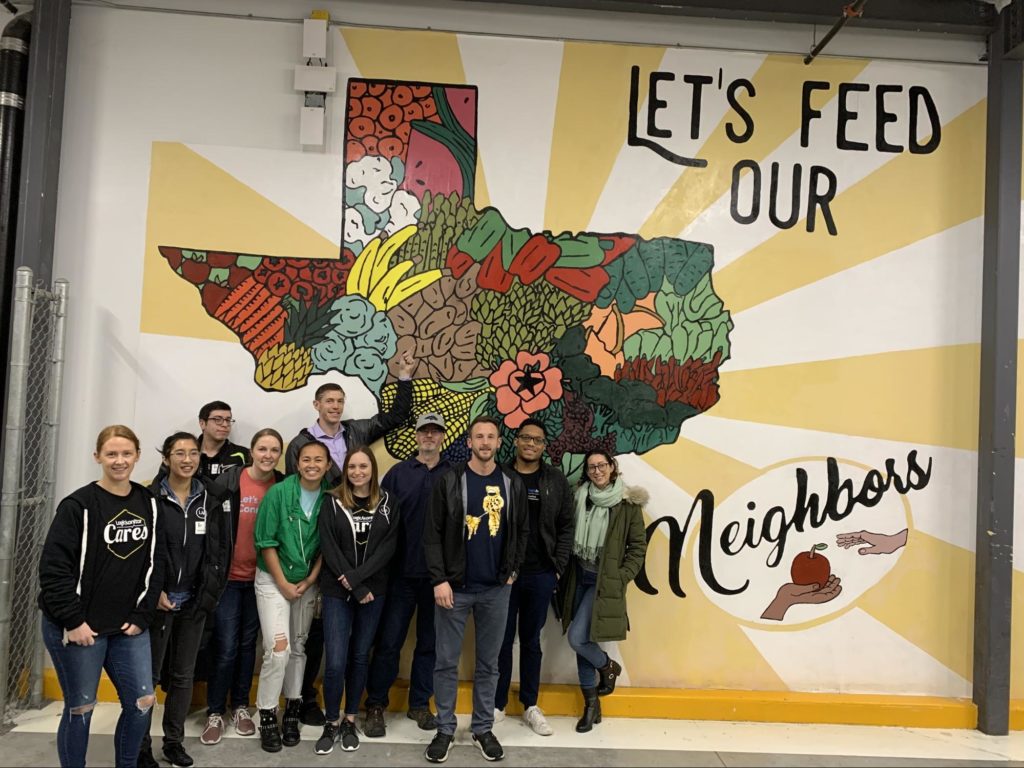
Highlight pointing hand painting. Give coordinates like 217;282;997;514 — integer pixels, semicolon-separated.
836;529;908;556
760;576;843;621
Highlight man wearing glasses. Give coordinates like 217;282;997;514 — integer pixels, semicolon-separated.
494;418;574;736
198;401;251;481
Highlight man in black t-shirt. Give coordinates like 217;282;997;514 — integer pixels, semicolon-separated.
495;418;574;736
423;416;528;763
197;401;250;480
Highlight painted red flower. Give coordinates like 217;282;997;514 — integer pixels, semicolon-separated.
490;351;564;428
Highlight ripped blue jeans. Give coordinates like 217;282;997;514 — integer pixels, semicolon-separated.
42;615;154;767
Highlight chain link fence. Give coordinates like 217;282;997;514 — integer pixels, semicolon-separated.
0;267;68;726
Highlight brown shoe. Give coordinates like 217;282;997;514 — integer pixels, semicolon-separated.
406;707;438;730
200;713;224;745
232;706;256;737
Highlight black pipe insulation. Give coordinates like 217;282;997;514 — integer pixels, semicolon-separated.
0;13;30;415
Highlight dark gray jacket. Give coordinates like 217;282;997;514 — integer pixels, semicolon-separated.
284;379;413;484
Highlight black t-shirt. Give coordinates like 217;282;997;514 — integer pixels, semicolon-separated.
352;495;373;566
461;466;506;592
518;468;550;574
199;439;250;481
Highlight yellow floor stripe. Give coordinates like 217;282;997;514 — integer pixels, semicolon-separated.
1011;570;1024;698
644;436;763;500
640;55;869;239
544;42;665;234
714;99;986;314
714;345;980;451
141;143;337;341
39;668;976;727
858;531;974;682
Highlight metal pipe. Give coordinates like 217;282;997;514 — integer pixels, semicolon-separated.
29;278;66;708
0;267;34;723
804;0;867;64
0;13;29;434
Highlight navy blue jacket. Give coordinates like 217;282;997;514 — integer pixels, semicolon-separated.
380;456;451;579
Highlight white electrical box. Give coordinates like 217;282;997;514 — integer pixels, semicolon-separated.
300;106;325;146
303;18;328;59
294;65;337;93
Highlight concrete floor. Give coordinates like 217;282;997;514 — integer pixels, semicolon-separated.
2;703;1023;767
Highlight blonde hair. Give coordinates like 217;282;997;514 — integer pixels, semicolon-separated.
95;425;140;455
330;446;380;510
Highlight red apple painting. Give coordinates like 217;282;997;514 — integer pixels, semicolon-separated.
790;543;831;586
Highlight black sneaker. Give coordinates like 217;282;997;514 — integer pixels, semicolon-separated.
472;730;504;761
259;708;282;753
424;732;454;763
314;721;338;755
282;698;302;747
162;743;194;768
407;707;438;730
339;719;359;751
137;747;159;768
300;698;326;727
364;704;386;738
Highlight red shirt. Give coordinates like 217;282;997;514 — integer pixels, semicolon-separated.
229;470;276;581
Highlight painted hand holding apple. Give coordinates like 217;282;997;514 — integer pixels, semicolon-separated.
760;543;843;622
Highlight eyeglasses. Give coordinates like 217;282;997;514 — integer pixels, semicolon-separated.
586;462;611;473
170;450;200;460
516;435;546;445
205;417;235;425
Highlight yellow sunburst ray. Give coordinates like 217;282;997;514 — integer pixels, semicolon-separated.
340;28;490;208
644;435;762;500
543;42;666;234
714;98;986;314
639;55;870;240
857;530;973;682
713;345;981;451
142;142;337;341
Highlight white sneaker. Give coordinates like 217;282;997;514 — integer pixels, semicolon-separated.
493;708;506;723
523;705;553;736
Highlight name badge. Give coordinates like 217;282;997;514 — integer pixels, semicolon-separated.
195;520;207;535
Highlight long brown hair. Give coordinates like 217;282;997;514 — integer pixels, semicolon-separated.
330;446;381;510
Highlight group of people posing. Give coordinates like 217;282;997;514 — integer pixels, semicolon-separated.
37;356;650;767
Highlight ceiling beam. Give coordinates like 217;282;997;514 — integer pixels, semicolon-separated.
454;0;995;36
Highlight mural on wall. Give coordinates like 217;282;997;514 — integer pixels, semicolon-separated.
137;26;1000;698
159;77;733;480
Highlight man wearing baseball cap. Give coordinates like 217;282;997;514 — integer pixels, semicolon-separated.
362;413;451;737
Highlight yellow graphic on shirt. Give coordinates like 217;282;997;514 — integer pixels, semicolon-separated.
467;485;503;539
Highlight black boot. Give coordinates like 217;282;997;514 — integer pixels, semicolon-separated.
281;698;302;747
575;686;602;733
258;708;282;753
596;656;622;696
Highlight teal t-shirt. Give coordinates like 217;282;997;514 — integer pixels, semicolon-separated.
300;487;319;520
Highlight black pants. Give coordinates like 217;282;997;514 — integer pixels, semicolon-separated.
301;614;324;705
141;608;207;751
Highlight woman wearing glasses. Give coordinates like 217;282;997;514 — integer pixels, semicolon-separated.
559;450;648;734
139;432;230;768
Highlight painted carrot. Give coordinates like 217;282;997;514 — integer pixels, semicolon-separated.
545;266;610;302
476;241;514;293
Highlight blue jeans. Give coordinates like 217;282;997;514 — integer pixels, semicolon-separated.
434;584;510;736
496;569;557;710
206;580;260;715
322;594;385;721
365;576;435;710
42;615;154;768
567;570;608;688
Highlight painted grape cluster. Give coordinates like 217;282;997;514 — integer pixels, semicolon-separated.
161;78;733;479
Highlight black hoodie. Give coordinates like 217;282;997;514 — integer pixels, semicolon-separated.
38;481;163;635
318;491;400;602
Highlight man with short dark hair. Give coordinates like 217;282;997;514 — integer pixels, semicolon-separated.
363;413;450;738
423;415;528;763
284;350;416;727
494;417;574;736
198;401;251;480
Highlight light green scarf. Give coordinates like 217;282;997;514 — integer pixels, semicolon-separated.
573;477;623;563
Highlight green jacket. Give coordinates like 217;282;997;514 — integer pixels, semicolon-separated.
254;474;326;584
559;485;649;643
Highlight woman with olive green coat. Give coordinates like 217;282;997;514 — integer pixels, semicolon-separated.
559;451;648;733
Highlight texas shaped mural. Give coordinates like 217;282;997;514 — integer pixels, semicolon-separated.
157;79;733;475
